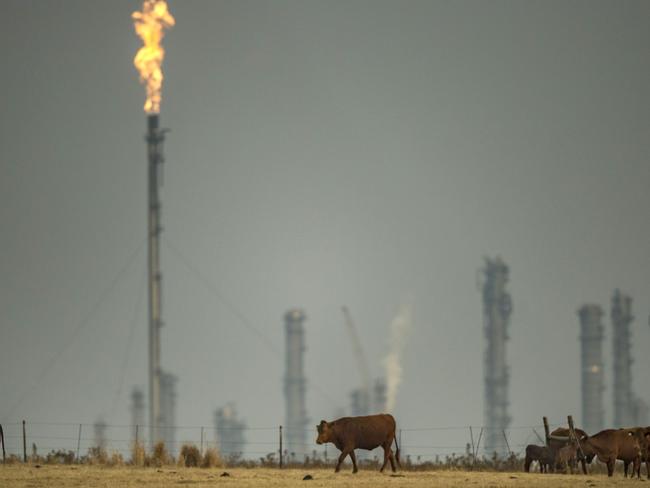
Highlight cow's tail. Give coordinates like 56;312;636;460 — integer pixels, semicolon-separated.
394;430;401;468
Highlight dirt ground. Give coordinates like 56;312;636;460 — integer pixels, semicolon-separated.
0;465;643;488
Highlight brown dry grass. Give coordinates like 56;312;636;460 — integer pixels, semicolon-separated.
0;465;639;488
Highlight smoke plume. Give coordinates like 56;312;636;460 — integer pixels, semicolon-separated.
383;301;413;413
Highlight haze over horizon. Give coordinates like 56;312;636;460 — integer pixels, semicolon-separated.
1;0;649;457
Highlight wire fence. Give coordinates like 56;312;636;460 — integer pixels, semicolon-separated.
0;420;563;467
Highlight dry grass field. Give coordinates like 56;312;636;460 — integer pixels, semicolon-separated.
0;465;641;488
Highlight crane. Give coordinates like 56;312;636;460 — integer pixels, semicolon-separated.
342;306;372;415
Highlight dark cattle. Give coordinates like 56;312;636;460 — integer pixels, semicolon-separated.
315;414;400;473
524;444;554;473
549;427;592;474
582;428;642;477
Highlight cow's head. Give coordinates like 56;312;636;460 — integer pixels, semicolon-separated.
316;420;332;445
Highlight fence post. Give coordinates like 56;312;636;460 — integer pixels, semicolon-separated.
0;423;5;463
542;417;550;447
76;424;82;462
22;420;27;463
200;427;204;456
279;425;283;469
469;426;475;465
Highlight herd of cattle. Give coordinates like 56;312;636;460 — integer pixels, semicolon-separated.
313;413;650;478
525;426;650;478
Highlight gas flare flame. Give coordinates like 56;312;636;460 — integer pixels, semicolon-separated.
132;0;175;113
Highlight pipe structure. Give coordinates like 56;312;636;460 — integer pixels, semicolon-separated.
611;290;634;427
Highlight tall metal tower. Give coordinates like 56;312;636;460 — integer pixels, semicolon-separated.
284;309;308;460
160;371;177;455
481;257;512;456
215;403;247;459
611;290;634;427
130;388;145;444
578;304;605;433
146;114;167;446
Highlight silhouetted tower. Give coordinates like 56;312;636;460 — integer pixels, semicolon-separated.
579;304;605;433
611;290;634;427
284;309;308;460
373;378;387;413
215;403;247;459
481;257;512;456
350;388;370;416
159;371;177;455
131;388;145;443
146;114;167;446
94;418;107;450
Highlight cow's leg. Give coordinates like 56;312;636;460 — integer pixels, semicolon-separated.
335;450;349;473
348;450;358;474
623;460;629;478
580;457;587;475
380;445;390;473
389;448;397;473
634;456;641;479
606;458;615;477
646;459;650;479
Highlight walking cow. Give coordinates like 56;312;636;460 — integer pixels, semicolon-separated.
315;414;401;473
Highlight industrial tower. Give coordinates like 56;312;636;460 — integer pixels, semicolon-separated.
215;404;247;459
130;388;145;444
160;371;177;455
611;290;634;427
481;257;512;456
146;114;167;446
284;309;308;460
578;304;605;433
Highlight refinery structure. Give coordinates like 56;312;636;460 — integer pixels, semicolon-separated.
610;290;647;427
578;304;605;434
284;309;308;459
481;257;512;456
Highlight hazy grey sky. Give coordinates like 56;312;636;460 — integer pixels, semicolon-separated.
1;0;649;456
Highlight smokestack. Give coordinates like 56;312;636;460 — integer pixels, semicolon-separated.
481;257;512;457
131;388;145;444
284;309;308;461
215;403;247;459
578;304;605;433
611;290;634;427
146;113;166;446
373;378;387;413
159;371;177;456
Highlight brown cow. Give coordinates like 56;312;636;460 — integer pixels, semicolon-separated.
315;414;400;473
619;427;650;478
582;428;642;477
549;427;592;474
524;444;554;473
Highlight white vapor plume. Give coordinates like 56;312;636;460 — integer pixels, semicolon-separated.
383;300;413;413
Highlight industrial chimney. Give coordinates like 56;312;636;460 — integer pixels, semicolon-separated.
481;257;512;457
611;290;634;427
284;309;308;461
215;403;247;459
130;387;145;445
578;304;605;433
159;371;177;456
